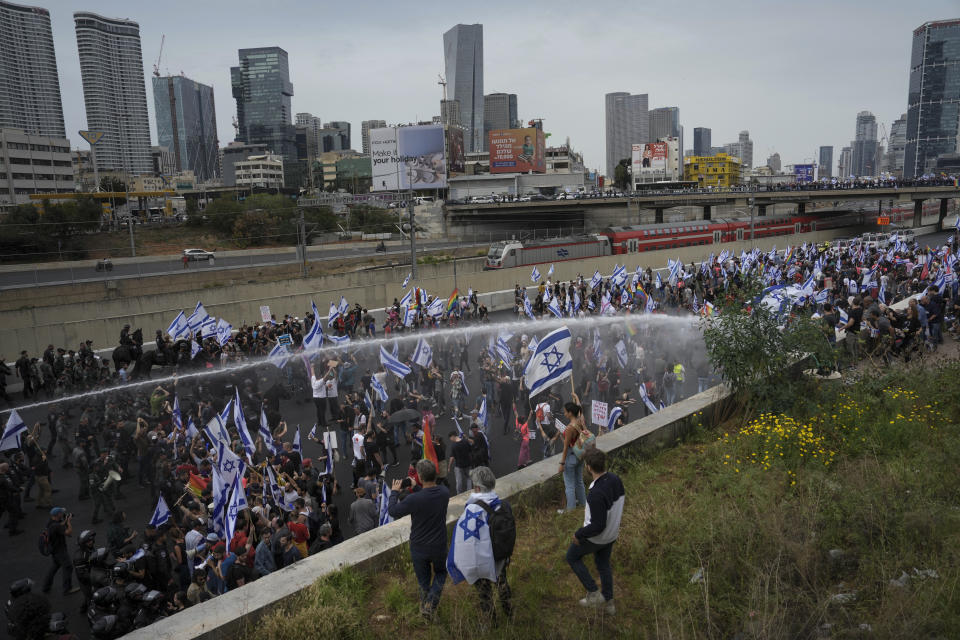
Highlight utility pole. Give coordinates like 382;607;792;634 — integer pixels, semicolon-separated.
298;208;307;278
406;164;417;278
128;216;136;257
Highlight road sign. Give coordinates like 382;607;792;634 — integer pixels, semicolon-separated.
78;130;104;145
877;217;890;225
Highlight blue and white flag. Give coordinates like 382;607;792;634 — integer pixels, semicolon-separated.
573;292;581;312
216;440;245;489
637;383;658;413
293;426;301;455
656;272;663;289
166;311;188;339
224;476;243;549
447;497;499;584
838;307;849;326
204;415;230;445
186;302;209;332
380;345;412;378
172;395;183;433
149;495;171;527
547;263;554;277
593;337;602;363
324;429;334;475
268;342;290;369
612;264;627;286
201;315;218;339
453;370;469;396
878;281;886;304
0;409;27;452
363;390;373;413
607;406;623;431
427;297;445;318
523;326;573;398
478;397;488;427
668;258;682;283
185;417;198;441
308;423;317;440
216;318;233;346
402;272;411;289
259;405;276;456
399;289;413;308
620;289;629;306
327;301;341;327
531;265;541;282
234;388;256;462
371;375;389;403
547;296;563;318
615;340;628;369
402;305;416;327
190;340;201;359
378;480;393;526
210;468;228;537
590;270;602;290
452;415;464;437
411;338;433;368
523;296;535;319
338;296;349;316
303;301;324;353
329;334;351;346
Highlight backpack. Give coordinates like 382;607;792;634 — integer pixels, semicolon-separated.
39;526;52;556
476;500;516;562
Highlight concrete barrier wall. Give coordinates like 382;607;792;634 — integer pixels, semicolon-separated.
0;227;852;357
123;383;733;640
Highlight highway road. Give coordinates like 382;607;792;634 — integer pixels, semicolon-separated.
0;240;486;289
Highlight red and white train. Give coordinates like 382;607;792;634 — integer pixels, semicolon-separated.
483;202;949;269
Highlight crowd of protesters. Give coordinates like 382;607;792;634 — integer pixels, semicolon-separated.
2;220;957;637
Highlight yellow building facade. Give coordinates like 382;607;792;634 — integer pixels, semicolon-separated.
683;152;742;187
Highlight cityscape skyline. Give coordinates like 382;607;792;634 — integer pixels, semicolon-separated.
21;0;959;175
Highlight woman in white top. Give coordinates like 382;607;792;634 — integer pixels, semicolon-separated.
310;363;327;428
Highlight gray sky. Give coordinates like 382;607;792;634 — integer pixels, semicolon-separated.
45;0;955;174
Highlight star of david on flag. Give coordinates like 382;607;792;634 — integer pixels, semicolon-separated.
524;326;573;398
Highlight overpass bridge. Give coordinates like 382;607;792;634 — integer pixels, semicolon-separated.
445;185;960;229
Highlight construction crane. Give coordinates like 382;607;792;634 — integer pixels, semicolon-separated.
152;34;165;78
437;74;447;101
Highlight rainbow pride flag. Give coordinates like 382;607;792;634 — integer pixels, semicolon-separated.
445;288;459;313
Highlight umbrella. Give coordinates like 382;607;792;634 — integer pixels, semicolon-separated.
388;408;421;424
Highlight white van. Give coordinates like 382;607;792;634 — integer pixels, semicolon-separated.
889;229;915;246
861;232;891;251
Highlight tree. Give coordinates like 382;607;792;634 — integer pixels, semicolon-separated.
613;158;631;191
232;210;280;248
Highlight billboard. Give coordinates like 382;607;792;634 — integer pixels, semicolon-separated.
446;127;465;175
371;124;448;191
794;163;815;183
488;128;546;174
631;142;668;174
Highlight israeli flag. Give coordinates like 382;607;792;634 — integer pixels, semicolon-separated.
615;340;628;369
234;389;256;462
453;416;464;437
645;293;656;313
453;370;470;396
201;316;218;339
216;318;233;346
612;264;627;286
166;311;188;339
523;326;573;398
329;334;351;346
216;440;245;489
496;336;513;364
149;495;171;527
547;263;554;277
547;296;563;318
838;307;849;325
224;476;243;549
590;270;602;289
814;289;829;304
190;340;201;359
380;345;412;378
447;498;499;584
523;296;535;319
259;405;276;456
185;417;199;441
607;406;623;431
186;302;209;332
324;430;334;476
402;272;411;289
371;375;389;403
210;468;228;537
620;289;629;306
308;423;317;440
412;339;433;367
478;397;488;427
378;480;393;526
668;258;682;283
303;301;324;353
293;426;301;455
565;296;572;317
878;281;887;304
172;395;183;432
0;409;27;452
338;296;349;316
531;265;541;282
427;297;445;317
327;301;341;327
399;289;413;308
204;415;229;445
587;298;595;311
402;305;417;327
656;272;663;289
363;390;373;413
637;383;659;413
268;342;290;369
573;292;581;311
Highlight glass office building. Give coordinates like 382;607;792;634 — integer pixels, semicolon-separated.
231;47;297;185
153;75;219;181
904;19;960;178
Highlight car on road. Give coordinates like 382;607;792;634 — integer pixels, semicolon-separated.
183;248;215;261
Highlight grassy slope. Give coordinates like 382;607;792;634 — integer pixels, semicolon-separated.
245;362;960;640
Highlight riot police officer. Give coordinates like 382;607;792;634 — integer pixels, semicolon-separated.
0;462;24;535
74;529;97;611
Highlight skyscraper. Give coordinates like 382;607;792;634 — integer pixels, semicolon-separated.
483;92;518;148
231;47;297;185
818;146;833;178
766;152;781;173
152;75;219;181
850;110;878;177
604;91;648;178
887;114;907;177
724;131;754;169
0;1;65;137
649;107;681;152
361;119;386;155
693;127;711;157
905;20;960;178
443;24;483;153
74;12;152;175
838;146;852;178
324;121;351;150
